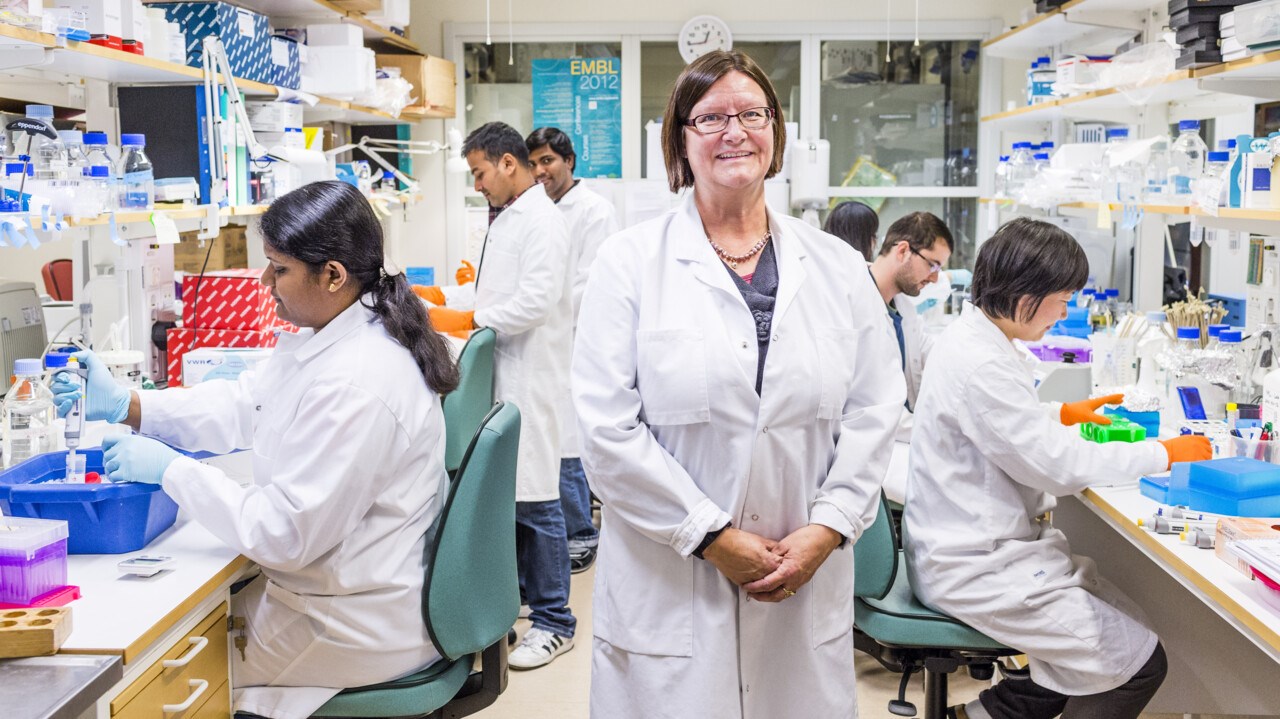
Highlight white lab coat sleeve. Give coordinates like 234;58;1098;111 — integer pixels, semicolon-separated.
572;243;733;557
440;283;475;310
810;273;907;541
572;207;621;321
474;219;570;335
964;361;1168;495
137;373;258;454
159;382;404;572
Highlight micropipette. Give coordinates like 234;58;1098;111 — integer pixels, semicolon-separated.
62;358;88;483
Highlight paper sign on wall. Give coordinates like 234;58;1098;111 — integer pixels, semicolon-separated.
532;58;622;179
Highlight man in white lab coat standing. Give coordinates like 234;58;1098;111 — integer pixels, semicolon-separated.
867;211;952;442
420;122;577;670
526;126;621;574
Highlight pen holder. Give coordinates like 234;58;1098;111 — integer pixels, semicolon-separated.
1228;437;1280;464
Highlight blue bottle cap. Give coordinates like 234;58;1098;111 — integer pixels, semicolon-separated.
1208;151;1230;163
1179;120;1201;132
44;353;69;369
1209;324;1229;337
1107;128;1130;139
1176;326;1201;340
13;358;42;375
120;133;145;147
1082;288;1097;296
83;131;108;145
1040;141;1055;149
998;155;1010;162
1034;153;1050;161
1105;288;1120;297
1220;329;1243;343
1227;138;1238;149
87;166;110;178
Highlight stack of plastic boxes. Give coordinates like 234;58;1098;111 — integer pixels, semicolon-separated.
0;517;68;605
168;269;293;385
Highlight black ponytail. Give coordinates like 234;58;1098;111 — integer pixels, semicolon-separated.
259;181;460;394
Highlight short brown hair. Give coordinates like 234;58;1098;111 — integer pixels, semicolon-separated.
877;211;954;257
661;50;786;194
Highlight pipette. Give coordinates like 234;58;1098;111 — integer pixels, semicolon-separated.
62;358;88;483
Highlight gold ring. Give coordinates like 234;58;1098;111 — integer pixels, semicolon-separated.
781;587;796;598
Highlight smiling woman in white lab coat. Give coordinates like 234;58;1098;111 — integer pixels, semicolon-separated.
51;181;460;719
904;218;1211;719
572;50;905;719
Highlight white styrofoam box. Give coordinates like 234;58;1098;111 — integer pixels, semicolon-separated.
245;100;304;132
366;0;408;29
1237;0;1280;48
144;8;170;59
57;0;123;39
183;347;273;385
301;45;375;100
256;128;306;149
1056;56;1109;87
306;23;363;47
118;0;146;45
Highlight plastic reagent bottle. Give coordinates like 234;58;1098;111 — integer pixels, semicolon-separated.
83;132;115;210
1170;119;1207;203
25;105;66;181
2;359;56;469
118;134;154;210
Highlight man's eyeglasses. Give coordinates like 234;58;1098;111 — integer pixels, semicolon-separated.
909;246;944;274
684;107;775;135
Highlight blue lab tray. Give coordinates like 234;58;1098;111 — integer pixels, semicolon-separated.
0;449;179;554
1187;457;1280;516
1139;463;1192;506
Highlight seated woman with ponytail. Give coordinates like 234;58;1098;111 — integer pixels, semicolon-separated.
49;181;461;719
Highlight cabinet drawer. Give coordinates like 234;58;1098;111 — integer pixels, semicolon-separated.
112;604;229;718
191;681;230;719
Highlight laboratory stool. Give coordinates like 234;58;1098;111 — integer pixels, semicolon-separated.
854;492;1022;719
442;327;496;476
312;402;521;719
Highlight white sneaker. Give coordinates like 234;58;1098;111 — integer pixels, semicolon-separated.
508;627;574;670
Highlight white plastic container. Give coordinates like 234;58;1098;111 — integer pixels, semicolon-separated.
98;350;145;388
301;46;375;100
2;359;56;469
1169;119;1207;205
366;0;409;29
1235;0;1280;49
306;23;363;47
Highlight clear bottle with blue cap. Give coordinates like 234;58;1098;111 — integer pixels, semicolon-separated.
83;132;116;211
1170;119;1207;203
117;133;153;210
24;105;66;182
994;155;1011;198
1219;329;1251;402
2;359;56;469
1008;142;1036;197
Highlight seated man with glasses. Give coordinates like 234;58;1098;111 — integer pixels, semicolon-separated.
867;211;953;441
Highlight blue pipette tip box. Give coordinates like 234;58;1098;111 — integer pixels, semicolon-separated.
1187;457;1280;516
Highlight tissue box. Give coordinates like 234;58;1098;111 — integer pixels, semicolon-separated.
183;347;274;385
166;327;278;386
269;36;301;90
180;269;288;332
153;2;271;83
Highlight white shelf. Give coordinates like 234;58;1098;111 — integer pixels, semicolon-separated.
214;0;421;53
983;0;1150;60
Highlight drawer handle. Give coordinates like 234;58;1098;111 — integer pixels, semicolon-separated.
163;678;209;714
163;636;209;668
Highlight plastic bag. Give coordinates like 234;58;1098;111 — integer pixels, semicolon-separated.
1097;43;1177;104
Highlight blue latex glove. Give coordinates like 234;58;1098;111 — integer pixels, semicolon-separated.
50;351;131;423
948;268;973;288
102;434;181;485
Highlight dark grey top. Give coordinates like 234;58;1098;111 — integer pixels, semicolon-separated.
0;654;123;719
724;240;779;395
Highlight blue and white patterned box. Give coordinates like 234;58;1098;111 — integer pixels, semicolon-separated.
269;36;301;90
152;2;272;84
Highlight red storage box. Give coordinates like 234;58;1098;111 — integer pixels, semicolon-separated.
166;327;278;386
181;269;291;332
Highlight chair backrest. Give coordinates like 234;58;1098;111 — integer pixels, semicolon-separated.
423;401;521;661
853;491;898;601
42;260;72;301
441;327;496;474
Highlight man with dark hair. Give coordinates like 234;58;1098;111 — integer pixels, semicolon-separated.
414;121;577;670
527;127;621;574
868;211;953;440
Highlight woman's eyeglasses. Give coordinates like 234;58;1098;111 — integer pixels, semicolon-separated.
684;107;775;134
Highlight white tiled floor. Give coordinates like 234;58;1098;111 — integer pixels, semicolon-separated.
473;564;1263;719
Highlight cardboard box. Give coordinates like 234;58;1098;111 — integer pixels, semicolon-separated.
173;226;249;274
183;347;273;385
330;0;382;11
1215;517;1280;576
180;268;292;332
152;2;272;83
166;326;277;386
375;54;456;115
269;36;301;90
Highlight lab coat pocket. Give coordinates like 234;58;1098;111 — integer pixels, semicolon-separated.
594;527;694;656
635;329;710;426
253;579;331;648
479;247;520;297
810;542;855;648
816;327;859;420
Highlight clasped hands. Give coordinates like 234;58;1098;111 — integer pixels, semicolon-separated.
702;524;843;603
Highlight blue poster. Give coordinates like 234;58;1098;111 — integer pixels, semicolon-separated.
532;58;622;179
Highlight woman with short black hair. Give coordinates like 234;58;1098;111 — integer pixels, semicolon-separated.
823;200;880;261
903;217;1209;719
53;181;459;719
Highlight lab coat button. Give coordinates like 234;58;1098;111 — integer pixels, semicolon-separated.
772;334;779;342
751;514;759;521
741;340;748;349
762;426;769;434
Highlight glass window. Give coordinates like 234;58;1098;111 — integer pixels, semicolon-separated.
463;41;623;137
823;197;978;271
820;40;981;188
640;41;802;179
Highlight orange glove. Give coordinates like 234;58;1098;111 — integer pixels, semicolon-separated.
1060;394;1125;426
429;307;475;333
447;329;473;340
1159;435;1213;469
455;260;476;285
413;285;446;305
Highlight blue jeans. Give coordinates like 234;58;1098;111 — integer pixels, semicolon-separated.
516;500;576;638
559;458;599;544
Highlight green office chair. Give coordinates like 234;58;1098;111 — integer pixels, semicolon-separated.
313;402;521;719
854;492;1021;719
442;327;496;475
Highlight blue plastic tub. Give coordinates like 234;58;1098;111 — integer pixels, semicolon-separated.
1187;457;1280;516
0;450;179;554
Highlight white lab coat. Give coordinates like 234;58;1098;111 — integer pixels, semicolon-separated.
904;306;1168;696
573;194;905;718
867;262;935;444
443;183;572;501
139;300;447;719
557;181;621;458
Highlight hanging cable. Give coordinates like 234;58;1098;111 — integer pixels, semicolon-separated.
914;0;921;48
508;0;513;65
885;0;891;63
485;0;491;44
